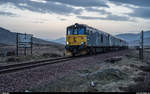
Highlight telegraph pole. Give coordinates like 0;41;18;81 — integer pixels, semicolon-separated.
139;30;144;60
16;33;18;56
31;36;33;55
24;33;27;56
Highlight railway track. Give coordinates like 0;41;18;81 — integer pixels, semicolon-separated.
0;49;128;74
0;57;73;74
0;53;95;74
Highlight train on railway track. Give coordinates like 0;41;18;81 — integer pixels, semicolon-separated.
65;23;128;56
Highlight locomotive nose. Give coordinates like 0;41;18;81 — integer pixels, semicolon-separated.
66;35;87;46
73;37;77;42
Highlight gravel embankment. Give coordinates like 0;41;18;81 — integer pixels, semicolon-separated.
0;50;129;92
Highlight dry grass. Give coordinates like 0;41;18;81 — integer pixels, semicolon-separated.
0;44;65;65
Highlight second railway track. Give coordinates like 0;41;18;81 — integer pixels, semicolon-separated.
0;57;73;74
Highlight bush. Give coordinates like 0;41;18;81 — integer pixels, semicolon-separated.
6;51;16;56
6;57;20;62
88;68;127;82
42;53;61;58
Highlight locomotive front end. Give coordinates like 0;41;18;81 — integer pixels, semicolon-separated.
65;23;87;56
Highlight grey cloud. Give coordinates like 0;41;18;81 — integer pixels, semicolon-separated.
129;7;150;19
32;21;44;24
0;11;18;17
47;0;108;7
77;16;102;20
0;0;82;15
57;17;67;21
77;15;130;21
59;18;66;21
85;7;111;15
1;0;148;21
109;0;150;7
106;15;130;21
109;0;150;19
84;8;131;21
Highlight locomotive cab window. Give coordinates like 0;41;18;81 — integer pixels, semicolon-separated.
74;28;78;35
78;28;85;35
67;28;73;35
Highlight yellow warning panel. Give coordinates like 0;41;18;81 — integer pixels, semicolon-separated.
66;35;87;46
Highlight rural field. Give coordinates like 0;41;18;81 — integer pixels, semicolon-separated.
0;44;65;66
0;47;150;92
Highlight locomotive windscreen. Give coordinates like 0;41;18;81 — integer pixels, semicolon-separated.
78;28;85;34
67;27;85;35
67;28;73;35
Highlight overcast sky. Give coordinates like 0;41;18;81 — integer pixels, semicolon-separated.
0;0;150;40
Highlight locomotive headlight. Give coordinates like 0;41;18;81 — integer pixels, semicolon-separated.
66;41;69;45
81;42;84;44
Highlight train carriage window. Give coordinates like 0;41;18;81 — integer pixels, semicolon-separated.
86;30;89;35
108;35;110;40
90;31;92;35
101;34;103;43
88;31;90;35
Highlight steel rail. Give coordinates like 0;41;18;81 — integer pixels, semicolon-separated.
0;57;73;74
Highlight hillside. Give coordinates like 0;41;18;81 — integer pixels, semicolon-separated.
0;27;63;46
116;31;150;46
129;37;150;46
116;31;150;41
116;33;139;42
53;37;66;44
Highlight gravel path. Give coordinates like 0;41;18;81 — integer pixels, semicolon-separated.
0;50;128;92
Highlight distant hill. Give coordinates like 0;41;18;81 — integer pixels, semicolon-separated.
116;33;139;42
53;37;66;44
128;37;150;46
116;31;150;46
0;27;63;46
0;27;16;45
116;31;150;42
